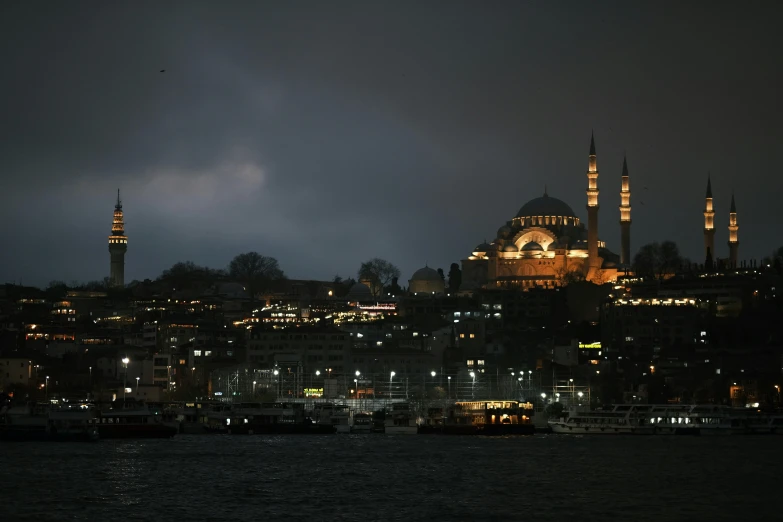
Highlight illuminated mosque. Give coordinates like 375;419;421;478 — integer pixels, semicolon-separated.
461;133;740;290
461;133;625;290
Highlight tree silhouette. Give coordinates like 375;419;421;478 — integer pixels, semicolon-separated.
358;258;400;298
447;263;462;294
228;252;285;300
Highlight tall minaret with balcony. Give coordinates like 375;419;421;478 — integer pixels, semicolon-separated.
108;189;128;287
728;192;738;267
586;132;600;275
619;155;631;265
703;174;715;263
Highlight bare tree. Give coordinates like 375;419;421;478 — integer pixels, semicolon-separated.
228;252;285;300
633;241;684;280
358;258;400;298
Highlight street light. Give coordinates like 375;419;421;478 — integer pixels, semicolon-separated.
389;371;395;401
470;371;476;399
315;370;321;376
431;371;436;378
447;376;451;398
122;357;130;402
45;375;49;399
135;376;140;391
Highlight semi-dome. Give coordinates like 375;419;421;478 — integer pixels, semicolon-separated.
502;243;519;252
410;266;441;281
521;241;544;252
516;193;576;219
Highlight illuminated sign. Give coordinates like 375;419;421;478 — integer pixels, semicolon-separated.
578;342;601;349
214;392;223;396
304;388;324;397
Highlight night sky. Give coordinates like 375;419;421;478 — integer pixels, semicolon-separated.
2;1;781;287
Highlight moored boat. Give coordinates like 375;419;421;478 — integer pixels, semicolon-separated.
97;407;178;439
385;402;418;435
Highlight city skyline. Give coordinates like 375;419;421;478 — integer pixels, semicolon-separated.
2;2;781;286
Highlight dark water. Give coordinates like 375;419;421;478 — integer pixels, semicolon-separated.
0;434;780;521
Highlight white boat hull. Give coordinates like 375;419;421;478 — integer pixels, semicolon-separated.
549;422;654;435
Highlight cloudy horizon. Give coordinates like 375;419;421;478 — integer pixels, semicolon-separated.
2;1;781;287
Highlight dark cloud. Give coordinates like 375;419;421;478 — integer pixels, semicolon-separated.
1;1;781;286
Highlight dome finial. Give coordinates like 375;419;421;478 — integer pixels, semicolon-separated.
544;184;548;197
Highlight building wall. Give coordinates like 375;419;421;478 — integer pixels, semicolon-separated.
247;329;351;375
0;358;32;389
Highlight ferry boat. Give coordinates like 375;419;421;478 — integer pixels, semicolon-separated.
385;402;418;435
215;403;336;434
549;407;654;435
0;404;99;442
97;406;178;438
644;404;773;435
333;405;352;434
351;412;373;433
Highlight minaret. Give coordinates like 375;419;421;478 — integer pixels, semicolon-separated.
108;189;128;287
728;192;738;267
619;155;631;265
586;132;600;273
703;174;715;263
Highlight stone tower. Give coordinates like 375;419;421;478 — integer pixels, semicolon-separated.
619;155;631;265
728;192;738;267
703;174;715;263
586;132;600;274
108;189;127;287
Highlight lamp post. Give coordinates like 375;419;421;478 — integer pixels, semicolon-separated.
45;375;49;399
389;371;395;402
569;378;574;405
122;357;130;401
252;380;257;397
470;371;476;399
135;376;140;392
355;370;361;400
447;376;451;399
578;391;584;407
273;369;280;399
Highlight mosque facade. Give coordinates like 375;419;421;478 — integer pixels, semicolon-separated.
461;134;623;290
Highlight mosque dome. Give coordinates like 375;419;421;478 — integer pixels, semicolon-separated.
521;241;544;252
410;266;441;281
497;225;512;239
516;193;577;219
502;243;519;252
408;266;446;295
346;282;372;301
473;242;493;254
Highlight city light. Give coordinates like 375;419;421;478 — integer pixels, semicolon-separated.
431;371;436;377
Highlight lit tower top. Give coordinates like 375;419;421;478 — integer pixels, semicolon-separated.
703;174;715;262
111;189;126;239
619;155;631;265
585;131;600;272
728;192;738;267
108;189;127;287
